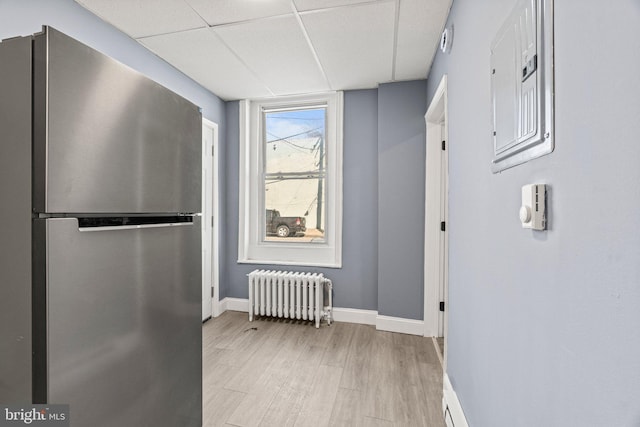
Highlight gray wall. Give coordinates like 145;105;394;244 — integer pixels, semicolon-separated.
223;83;427;319
221;101;241;301
0;0;225;124
223;89;380;311
427;0;640;425
377;81;427;319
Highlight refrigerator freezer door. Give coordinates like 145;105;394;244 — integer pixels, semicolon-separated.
33;217;202;427
33;27;202;214
0;35;32;403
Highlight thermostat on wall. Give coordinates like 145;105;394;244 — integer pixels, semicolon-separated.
520;184;546;230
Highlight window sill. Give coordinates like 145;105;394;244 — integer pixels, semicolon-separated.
237;257;342;269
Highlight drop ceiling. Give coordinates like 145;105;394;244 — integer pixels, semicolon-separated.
75;0;452;101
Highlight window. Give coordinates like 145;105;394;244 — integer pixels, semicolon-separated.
238;92;343;268
264;106;326;242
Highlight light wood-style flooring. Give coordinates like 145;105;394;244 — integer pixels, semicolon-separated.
202;311;445;427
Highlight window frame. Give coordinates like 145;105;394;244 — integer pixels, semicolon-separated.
238;92;343;268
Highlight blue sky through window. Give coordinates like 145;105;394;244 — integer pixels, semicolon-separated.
265;108;325;143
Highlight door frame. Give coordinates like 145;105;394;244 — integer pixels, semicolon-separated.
424;75;449;352
202;118;220;320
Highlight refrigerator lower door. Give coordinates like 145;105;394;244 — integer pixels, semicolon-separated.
33;217;202;427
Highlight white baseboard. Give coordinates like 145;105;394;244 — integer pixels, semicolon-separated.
218;298;423;335
332;307;377;325
442;374;469;427
222;297;249;313
375;314;424;336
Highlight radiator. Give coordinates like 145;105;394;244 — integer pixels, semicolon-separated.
248;269;333;328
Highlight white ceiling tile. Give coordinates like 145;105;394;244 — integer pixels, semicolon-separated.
139;28;272;100
185;0;292;26
214;15;329;96
75;0;206;38
74;0;453;99
394;0;452;80
293;0;387;12
301;2;396;90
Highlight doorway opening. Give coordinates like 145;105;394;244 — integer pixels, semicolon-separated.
202;119;220;322
424;75;449;367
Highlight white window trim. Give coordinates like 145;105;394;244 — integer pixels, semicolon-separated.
238;92;343;268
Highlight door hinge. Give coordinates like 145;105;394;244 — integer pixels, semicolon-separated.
440;221;446;232
439;301;445;312
211;287;214;298
442;140;446;150
211;216;214;227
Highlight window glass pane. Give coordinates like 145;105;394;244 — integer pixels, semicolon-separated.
263;107;326;243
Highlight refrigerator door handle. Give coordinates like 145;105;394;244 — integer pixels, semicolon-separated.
76;216;195;231
78;222;194;232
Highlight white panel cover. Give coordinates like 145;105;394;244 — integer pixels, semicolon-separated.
490;0;553;173
518;0;537;140
491;0;539;153
491;25;518;153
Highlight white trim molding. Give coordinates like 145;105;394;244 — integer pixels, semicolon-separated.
332;307;377;325
202;119;221;319
443;374;469;427
376;315;424;336
424;74;448;339
217;298;423;335
221;297;250;313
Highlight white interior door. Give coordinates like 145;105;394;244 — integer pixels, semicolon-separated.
202;120;219;321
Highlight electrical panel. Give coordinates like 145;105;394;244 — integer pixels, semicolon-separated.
491;0;554;173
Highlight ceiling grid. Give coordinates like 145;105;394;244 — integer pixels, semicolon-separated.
75;0;452;100
391;0;401;81
290;0;333;91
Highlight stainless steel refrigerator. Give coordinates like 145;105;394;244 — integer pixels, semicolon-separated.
0;26;202;426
